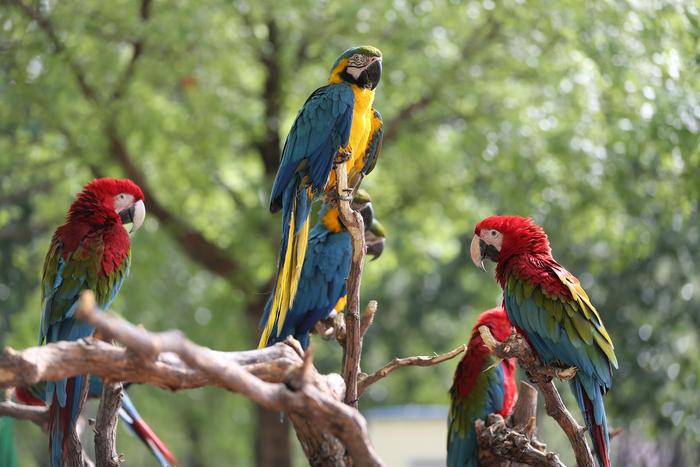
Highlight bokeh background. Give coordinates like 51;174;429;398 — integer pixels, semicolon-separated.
1;0;699;465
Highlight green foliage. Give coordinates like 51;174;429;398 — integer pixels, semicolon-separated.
1;0;698;464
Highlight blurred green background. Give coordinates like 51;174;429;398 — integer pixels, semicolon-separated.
1;0;699;465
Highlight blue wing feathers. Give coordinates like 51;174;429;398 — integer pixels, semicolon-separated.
270;84;354;213
261;224;352;348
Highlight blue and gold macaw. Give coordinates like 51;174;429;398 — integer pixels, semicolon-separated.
260;191;385;349
262;46;383;348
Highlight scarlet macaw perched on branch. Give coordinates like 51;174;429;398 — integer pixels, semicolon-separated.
263;46;383;348
15;380;178;467
260;190;385;349
447;307;517;467
37;178;145;466
470;216;618;467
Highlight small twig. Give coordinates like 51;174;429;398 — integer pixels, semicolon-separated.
357;345;466;397
0;400;48;426
479;327;594;467
94;381;123;467
359;301;378;338
335;161;365;408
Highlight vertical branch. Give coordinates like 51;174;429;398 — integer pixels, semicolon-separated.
335;162;366;408
94;381;123;467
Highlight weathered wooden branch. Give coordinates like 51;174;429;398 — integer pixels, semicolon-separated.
477;380;564;467
0;400;48;425
335;161;366;408
94;381;123;467
357;345;466;397
479;327;594;467
476;414;565;467
0;292;383;466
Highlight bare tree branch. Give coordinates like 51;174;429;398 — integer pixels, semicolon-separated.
0;400;48;425
334;162;365;408
479;327;594;467
0;292;383;466
94;382;123;467
357;345;466;397
359;300;378;338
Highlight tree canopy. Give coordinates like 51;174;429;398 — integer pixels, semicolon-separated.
1;0;699;465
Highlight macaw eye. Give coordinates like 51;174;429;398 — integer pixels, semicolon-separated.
348;54;367;67
118;194;126;200
490;230;498;237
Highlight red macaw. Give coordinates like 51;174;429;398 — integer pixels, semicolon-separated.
470;216;618;467
447;307;517;467
262;46;383;348
38;178;145;466
15;379;177;466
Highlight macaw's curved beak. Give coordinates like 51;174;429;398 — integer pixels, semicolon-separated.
366;220;386;260
358;202;375;229
364;58;382;90
118;199;146;233
470;234;499;271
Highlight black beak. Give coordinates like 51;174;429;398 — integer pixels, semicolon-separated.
358;202;375;228
117;200;146;233
363;60;382;90
480;239;500;262
366;234;385;260
119;205;135;225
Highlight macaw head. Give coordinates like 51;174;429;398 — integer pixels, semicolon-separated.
366;218;386;260
68;178;146;233
470;215;551;271
329;45;383;90
471;307;513;344
454;307;515;399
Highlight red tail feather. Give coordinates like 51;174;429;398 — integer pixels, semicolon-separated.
131;418;179;465
583;393;610;467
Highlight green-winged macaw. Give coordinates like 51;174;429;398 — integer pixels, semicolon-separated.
37;178;145;466
15;380;177;467
262;46;383;348
259;190;385;349
448;307;517;467
470;215;618;467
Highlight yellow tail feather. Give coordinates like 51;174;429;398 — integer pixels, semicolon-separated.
258;207;311;349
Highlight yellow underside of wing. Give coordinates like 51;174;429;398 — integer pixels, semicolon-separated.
258;207;310;348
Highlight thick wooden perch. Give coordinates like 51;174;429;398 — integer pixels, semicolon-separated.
479;327;594;467
0;292;384;467
476;380;565;467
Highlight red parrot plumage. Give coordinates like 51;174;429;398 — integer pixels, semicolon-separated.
447;307;517;466
39;178;145;466
471;215;617;467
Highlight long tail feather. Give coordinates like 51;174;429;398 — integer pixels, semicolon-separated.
119;393;178;466
259;190;311;348
571;378;610;467
48;376;87;467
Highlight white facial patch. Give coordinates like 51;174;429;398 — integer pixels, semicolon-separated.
114;193;135;212
346;53;370;79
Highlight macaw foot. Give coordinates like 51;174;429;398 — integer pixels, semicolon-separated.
326;189;353;204
555;366;577;380
334;147;352;165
